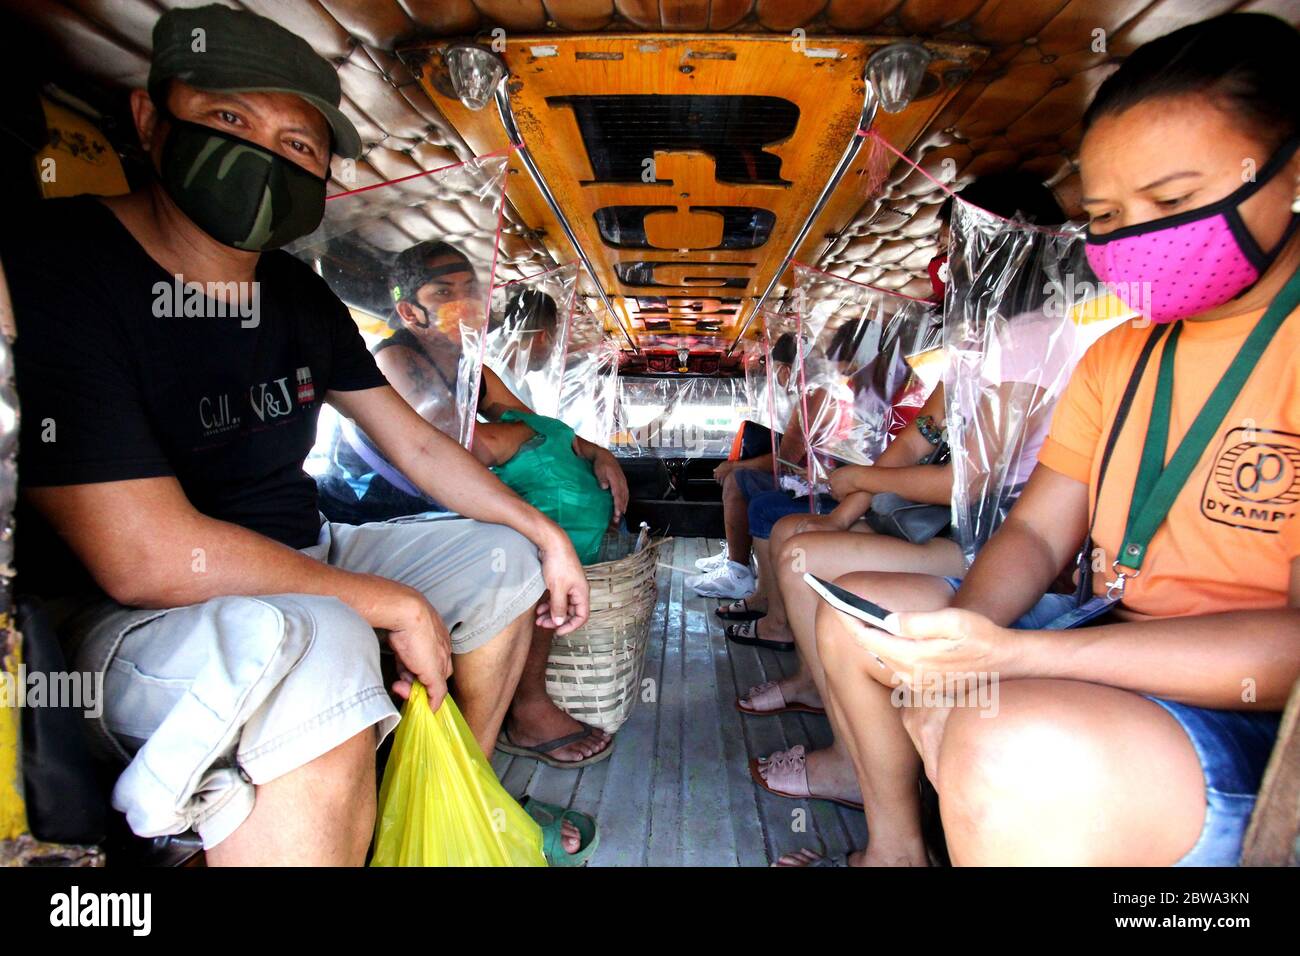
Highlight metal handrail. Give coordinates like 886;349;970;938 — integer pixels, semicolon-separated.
493;80;639;352
725;80;881;355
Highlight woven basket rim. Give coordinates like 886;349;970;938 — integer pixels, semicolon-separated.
582;534;673;572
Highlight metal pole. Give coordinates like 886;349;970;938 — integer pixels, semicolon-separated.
494;82;639;352
725;81;880;355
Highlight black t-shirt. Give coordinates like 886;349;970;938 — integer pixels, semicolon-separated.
3;198;389;598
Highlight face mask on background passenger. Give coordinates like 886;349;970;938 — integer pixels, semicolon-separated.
403;299;482;338
1084;135;1300;323
156;112;328;251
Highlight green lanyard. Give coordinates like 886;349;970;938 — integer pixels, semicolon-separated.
1110;266;1300;594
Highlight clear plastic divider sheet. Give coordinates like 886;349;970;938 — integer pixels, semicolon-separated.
744;310;799;436
480;263;579;419
943;201;1138;565
289;153;508;477
612;375;749;458
556;298;620;448
754;306;806;481
790;264;942;486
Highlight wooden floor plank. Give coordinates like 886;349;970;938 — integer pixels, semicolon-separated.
490;750;512;778
500;754;537;801
704;570;782;868
769;649;857;857
567;760;608;821
523;762;581;812
583;534;675;867
492;535;867;866
646;538;689;866
734;643;812;862
679;537;743;866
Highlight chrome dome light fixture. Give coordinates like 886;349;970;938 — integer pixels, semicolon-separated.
866;41;932;113
443;43;508;111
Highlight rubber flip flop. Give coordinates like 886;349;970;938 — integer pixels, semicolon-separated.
725;621;796;652
715;599;767;622
519;797;599;867
496;722;615;769
748;756;866;813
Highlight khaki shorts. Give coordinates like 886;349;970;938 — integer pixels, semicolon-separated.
65;514;545;849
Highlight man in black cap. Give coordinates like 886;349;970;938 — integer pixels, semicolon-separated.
3;5;594;865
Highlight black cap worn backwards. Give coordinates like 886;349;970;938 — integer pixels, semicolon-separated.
148;4;362;160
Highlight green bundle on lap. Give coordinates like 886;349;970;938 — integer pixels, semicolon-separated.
490;410;614;565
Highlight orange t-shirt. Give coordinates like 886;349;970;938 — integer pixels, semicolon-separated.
1037;304;1300;620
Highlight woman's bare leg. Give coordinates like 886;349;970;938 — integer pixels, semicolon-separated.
935;679;1206;865
746;533;965;805
767;528;965;648
742;520;962;655
751;535;772;605
774;570;955;866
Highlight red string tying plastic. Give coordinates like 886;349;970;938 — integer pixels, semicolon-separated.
326;145;515;201
464;160;511;451
861;129;1073;238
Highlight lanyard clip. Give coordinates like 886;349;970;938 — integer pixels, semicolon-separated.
1105;560;1140;600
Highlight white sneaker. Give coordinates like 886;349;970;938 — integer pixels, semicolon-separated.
695;546;730;571
686;561;756;599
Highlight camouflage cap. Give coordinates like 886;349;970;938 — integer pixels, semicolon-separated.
148;4;361;160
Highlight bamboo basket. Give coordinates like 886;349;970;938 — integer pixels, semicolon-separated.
544;535;670;733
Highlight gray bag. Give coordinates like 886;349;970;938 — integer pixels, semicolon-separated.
865;493;952;544
863;442;951;544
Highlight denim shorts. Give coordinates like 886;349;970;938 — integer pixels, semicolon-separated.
941;577;1281;865
748;490;838;540
1147;700;1280;866
731;467;778;502
940;577;1082;631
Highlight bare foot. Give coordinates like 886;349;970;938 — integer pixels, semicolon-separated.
773;845;927;867
754;618;794;645
506;700;611;763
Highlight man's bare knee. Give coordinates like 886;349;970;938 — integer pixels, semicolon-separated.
209;724;378;866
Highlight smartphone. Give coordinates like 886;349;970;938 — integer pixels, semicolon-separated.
802;573;901;635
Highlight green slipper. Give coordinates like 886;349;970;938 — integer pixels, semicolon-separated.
519;797;599;867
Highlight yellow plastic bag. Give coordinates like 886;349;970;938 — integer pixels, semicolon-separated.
371;684;546;867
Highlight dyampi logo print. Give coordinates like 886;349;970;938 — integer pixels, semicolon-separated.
1201;427;1300;533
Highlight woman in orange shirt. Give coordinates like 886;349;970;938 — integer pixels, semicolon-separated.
787;12;1300;867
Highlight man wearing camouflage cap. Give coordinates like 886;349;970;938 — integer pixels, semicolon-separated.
4;5;595;865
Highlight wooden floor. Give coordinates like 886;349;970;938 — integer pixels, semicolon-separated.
491;536;869;866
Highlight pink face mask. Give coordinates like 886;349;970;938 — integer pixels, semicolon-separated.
1085;136;1300;323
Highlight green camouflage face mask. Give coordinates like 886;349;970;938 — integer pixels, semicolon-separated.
157;115;327;251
